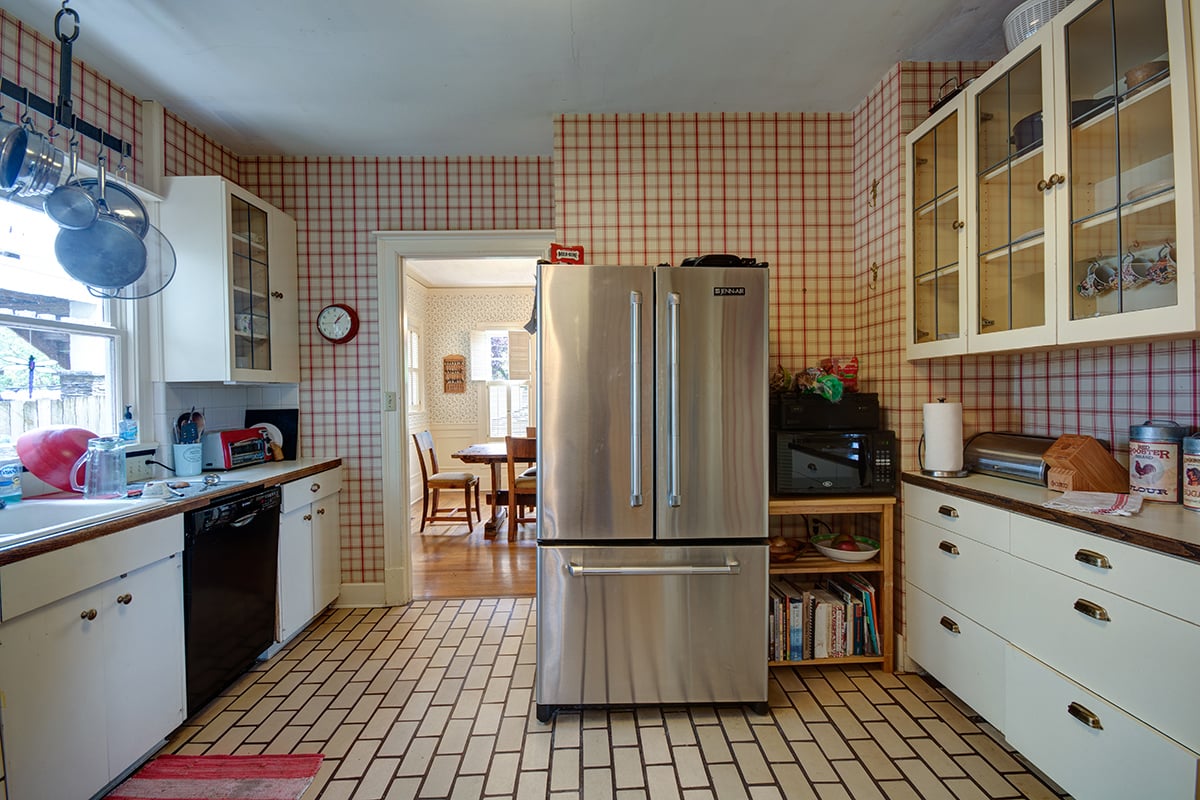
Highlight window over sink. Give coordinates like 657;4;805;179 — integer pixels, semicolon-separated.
0;201;130;440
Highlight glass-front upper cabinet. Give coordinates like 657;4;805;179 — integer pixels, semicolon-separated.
966;31;1058;353
906;95;968;359
230;195;272;372
1054;0;1194;343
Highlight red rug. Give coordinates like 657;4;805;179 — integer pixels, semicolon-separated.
105;754;324;800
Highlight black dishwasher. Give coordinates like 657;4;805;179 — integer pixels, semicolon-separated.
183;486;281;716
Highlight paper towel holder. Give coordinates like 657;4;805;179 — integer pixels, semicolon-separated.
920;398;969;478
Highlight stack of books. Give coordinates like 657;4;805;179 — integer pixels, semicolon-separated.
768;574;880;662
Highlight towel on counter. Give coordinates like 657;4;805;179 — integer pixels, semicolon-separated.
1042;491;1142;516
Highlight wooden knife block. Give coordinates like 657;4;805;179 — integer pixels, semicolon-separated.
1043;434;1129;493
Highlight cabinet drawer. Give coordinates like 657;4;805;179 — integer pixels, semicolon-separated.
903;484;1010;550
282;466;342;513
905;583;1006;731
1006;646;1199;800
1011;514;1200;626
904;517;1012;637
0;517;183;622
1008;556;1200;752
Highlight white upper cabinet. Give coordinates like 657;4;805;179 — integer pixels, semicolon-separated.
907;0;1198;358
159;176;300;383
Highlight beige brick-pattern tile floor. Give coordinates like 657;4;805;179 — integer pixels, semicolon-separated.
163;601;1071;800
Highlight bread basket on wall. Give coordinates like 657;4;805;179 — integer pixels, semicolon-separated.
1003;0;1072;51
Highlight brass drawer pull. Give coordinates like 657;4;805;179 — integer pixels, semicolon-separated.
937;505;959;519
1074;598;1110;622
1074;549;1112;569
938;540;960;556
1067;701;1103;729
939;616;960;634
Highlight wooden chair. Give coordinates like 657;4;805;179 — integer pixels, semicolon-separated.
411;431;480;533
505;435;537;540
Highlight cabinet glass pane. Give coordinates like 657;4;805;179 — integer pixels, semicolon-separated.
911;110;961;346
1065;0;1177;320
229;196;273;371
975;51;1046;336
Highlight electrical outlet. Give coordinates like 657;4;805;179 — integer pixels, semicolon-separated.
382;391;398;412
125;449;156;483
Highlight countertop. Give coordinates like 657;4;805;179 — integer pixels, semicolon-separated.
0;458;342;567
902;471;1200;565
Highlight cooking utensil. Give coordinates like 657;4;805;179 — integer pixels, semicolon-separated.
43;138;98;230
54;155;147;291
14;425;97;491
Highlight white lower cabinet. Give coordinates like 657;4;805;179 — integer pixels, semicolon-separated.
278;467;342;643
0;518;185;800
1006;646;1199;800
904;481;1200;798
905;583;1006;730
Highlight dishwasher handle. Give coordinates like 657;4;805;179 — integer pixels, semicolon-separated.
566;560;740;577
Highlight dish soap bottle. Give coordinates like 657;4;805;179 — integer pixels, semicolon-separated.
0;440;22;504
119;405;139;443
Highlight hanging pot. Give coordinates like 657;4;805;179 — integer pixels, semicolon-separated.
54;156;146;290
43;139;98;230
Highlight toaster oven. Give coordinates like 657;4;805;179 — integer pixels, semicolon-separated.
771;429;897;495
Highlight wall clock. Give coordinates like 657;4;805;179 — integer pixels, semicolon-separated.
316;303;359;344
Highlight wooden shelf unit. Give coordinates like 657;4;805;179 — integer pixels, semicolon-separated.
768;495;896;672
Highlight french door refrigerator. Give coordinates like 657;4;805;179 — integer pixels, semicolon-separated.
536;261;769;722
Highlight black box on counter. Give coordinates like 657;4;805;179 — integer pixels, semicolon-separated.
770;392;881;431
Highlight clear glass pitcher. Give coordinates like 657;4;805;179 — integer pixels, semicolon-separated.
70;436;127;499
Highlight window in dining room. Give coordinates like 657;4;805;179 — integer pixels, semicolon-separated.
470;328;535;439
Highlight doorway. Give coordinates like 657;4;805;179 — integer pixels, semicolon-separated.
375;230;552;605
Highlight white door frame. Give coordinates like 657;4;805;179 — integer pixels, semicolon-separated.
375;230;553;606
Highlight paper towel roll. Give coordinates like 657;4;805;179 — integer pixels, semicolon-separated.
923;400;966;475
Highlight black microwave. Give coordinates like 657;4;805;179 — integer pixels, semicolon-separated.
771;429;897;495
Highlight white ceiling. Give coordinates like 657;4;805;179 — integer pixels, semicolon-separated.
1;0;1018;157
406;257;538;288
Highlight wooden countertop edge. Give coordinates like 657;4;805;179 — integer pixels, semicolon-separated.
901;472;1200;564
0;458;342;567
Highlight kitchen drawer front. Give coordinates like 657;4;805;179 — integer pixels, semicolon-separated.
1005;646;1199;800
0;516;183;622
1011;514;1200;626
282;466;343;513
537;544;767;707
905;583;1006;731
1007;555;1200;752
903;484;1010;551
904;516;1012;637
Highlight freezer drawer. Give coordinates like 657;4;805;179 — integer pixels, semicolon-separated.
536;543;767;719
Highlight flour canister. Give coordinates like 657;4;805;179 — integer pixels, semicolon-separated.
1183;434;1200;510
1129;419;1187;503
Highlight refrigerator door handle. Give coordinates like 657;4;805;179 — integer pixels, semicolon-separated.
566;560;741;576
629;290;643;507
667;291;681;507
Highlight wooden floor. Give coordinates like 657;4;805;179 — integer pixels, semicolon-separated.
408;505;537;599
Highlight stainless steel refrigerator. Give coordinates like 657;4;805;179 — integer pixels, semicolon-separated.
535;261;769;722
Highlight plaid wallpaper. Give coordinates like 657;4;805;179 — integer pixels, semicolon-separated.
4;7;1200;587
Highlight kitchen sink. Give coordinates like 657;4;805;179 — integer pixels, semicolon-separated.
0;497;164;547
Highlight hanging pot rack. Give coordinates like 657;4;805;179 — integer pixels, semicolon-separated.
0;2;132;160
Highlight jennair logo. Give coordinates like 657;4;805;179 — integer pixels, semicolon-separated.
713;287;746;296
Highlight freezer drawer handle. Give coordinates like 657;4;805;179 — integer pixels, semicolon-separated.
566;560;741;577
666;291;681;507
1073;598;1110;622
1067;701;1103;730
1074;549;1112;569
629;290;643;507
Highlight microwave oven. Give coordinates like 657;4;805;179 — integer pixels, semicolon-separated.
771;429;897;495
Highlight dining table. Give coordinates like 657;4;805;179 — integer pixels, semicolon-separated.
450;441;511;538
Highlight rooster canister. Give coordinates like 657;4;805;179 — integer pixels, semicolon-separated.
1129;420;1187;503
